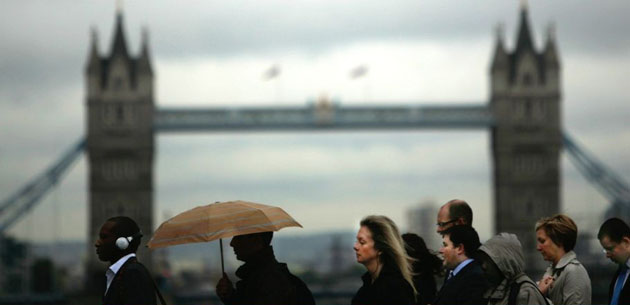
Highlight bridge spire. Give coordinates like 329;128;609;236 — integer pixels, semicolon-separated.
515;0;535;53
110;1;128;58
116;0;123;15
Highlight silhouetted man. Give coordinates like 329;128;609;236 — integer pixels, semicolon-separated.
94;216;157;305
216;231;315;305
598;218;630;305
436;199;473;234
433;225;487;305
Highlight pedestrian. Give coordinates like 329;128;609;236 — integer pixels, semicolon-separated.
535;214;591;305
433;225;488;305
478;233;548;305
215;231;315;305
94;216;164;305
352;215;416;305
436;199;473;235
597;218;630;305
402;233;442;305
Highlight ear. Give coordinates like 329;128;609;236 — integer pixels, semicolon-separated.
621;236;630;247
455;243;465;256
455;218;466;226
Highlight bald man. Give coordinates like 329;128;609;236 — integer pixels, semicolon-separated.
436;199;473;235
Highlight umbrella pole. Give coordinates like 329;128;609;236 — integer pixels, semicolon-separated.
219;238;225;274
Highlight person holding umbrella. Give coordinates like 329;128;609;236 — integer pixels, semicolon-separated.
215;231;315;305
352;215;416;305
147;200;313;305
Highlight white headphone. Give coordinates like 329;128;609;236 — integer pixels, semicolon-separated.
116;231;143;250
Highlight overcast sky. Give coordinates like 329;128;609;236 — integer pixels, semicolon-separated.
1;1;629;247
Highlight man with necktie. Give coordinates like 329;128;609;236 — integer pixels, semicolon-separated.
433;225;488;305
598;218;630;305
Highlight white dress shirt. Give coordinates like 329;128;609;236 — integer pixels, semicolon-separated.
105;253;136;295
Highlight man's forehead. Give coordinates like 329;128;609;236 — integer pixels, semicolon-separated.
438;205;450;217
600;235;615;245
101;221;117;232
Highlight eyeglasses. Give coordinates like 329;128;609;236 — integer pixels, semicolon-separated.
602;247;617;255
436;219;457;227
602;243;618;254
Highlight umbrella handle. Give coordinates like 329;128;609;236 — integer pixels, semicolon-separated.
220;238;225;274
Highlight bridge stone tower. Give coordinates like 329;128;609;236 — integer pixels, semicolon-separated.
491;5;561;274
84;11;155;289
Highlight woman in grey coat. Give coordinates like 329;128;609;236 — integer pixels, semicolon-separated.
535;214;591;305
478;233;548;305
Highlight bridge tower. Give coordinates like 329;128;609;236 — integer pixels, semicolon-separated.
490;4;561;274
84;10;155;289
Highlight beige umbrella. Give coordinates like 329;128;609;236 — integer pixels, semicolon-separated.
147;200;302;272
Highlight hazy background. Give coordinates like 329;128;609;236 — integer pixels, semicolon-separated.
1;0;629;250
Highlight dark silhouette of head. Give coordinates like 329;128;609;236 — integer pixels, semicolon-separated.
230;231;274;262
402;232;442;276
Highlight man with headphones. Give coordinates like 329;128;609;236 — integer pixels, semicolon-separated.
95;216;158;305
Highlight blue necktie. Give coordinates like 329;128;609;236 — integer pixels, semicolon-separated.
445;270;454;284
611;265;629;305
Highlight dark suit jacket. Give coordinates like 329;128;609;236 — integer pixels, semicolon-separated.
351;264;415;305
433;260;488;305
103;257;157;305
608;266;630;305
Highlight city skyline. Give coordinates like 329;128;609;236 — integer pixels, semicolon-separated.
1;1;629;244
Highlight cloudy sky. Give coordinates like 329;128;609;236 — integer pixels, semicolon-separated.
1;0;629;246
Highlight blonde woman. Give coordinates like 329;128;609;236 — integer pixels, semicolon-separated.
352;215;416;305
536;214;591;305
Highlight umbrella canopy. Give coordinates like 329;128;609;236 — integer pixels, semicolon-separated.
147;200;302;249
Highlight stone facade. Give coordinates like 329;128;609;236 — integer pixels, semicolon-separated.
490;6;561;274
84;12;155;289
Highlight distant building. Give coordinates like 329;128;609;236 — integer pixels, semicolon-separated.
406;201;440;252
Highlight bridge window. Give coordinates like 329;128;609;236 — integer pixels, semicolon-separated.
114;77;123;90
513;155;546;177
533;101;546;120
101;104;136;127
101;159;137;181
524;100;532;118
523;73;533;87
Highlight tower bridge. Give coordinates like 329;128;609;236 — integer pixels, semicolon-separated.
1;4;629;292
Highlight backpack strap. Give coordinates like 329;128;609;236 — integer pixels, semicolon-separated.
508;280;523;305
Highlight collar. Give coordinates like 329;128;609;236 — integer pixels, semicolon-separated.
553;250;576;269
624;258;630;269
361;263;400;285
108;253;136;275
235;246;277;279
452;258;474;276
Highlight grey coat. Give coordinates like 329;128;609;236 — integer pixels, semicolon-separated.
479;233;548;305
542;250;591;305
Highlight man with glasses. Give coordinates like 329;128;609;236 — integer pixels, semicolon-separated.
436;199;473;235
598;218;630;305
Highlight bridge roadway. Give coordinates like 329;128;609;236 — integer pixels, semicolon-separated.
154;103;493;132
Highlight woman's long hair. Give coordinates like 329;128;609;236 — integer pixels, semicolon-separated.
360;215;417;296
402;233;443;277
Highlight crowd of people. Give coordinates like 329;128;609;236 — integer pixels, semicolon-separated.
93;201;630;305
